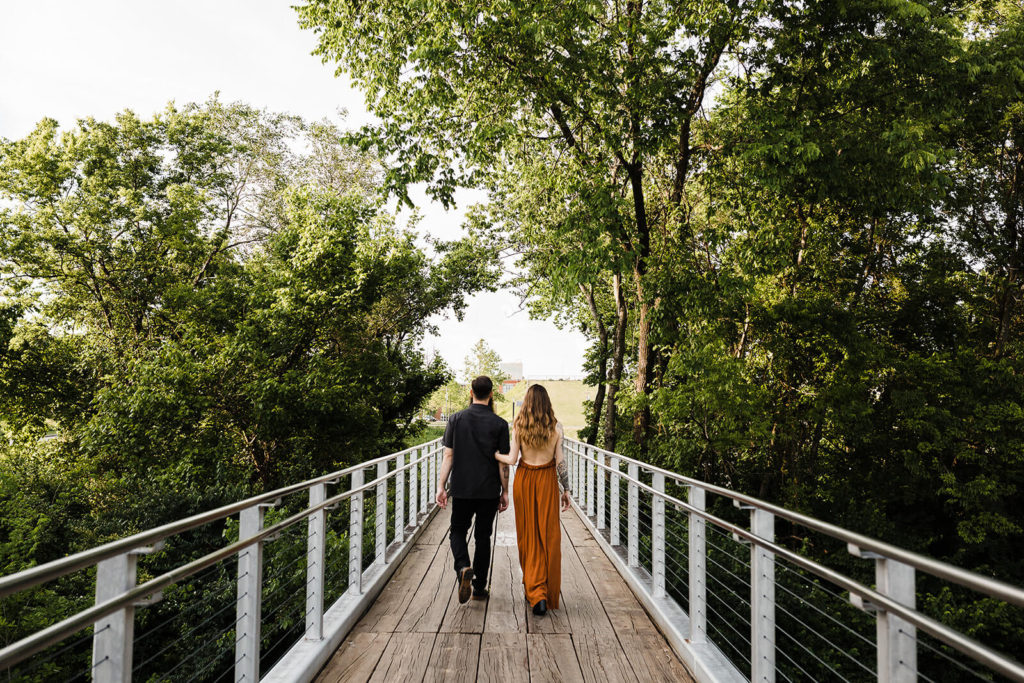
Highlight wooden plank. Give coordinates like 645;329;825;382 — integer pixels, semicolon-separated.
526;633;584;683
423;632;481;683
353;543;441;633
418;505;453;546
395;543;457;632
617;632;695;682
368;631;435;682
482;545;527;634
572;632;639;683
315;631;391;682
561;508;598;546
559;533;615;636
477;633;528;683
572;544;659;636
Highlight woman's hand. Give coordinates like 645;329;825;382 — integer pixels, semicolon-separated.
560;490;572;512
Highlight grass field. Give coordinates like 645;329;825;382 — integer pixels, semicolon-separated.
494;380;593;437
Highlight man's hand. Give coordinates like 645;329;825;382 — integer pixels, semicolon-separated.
498;491;509;512
560;490;572;512
436;488;448;509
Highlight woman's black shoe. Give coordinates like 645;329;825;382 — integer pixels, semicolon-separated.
532;599;547;616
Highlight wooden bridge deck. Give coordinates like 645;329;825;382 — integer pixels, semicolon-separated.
315;493;694;682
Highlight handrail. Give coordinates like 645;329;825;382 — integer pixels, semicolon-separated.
576;441;1024;609
0;444;438;671
0;441;428;599
565;438;1024;683
573;443;1024;681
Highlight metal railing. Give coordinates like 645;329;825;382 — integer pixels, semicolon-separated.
563;437;1024;683
0;438;444;682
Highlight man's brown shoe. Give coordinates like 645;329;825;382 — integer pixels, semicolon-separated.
457;567;474;604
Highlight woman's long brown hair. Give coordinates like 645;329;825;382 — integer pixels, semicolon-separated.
513;384;557;450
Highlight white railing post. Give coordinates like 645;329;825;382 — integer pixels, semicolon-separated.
376;460;387;563
577;444;585;501
586;446;595;517
610;456;620;546
653;472;666;598
627;462;639;567
848;547;917;683
877;558;917;683
420;446;429;512
596;449;606;530
689;485;706;643
236;504;266;682
750;508;776;683
395;452;405;543
349;468;364;594
306;483;326;641
410;448;419;523
91;553;137;682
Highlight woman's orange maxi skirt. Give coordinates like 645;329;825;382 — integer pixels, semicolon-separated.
513;459;561;609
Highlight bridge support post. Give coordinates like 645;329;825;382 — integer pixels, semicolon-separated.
376;461;387;563
627;462;639;567
610;456;620;546
349;468;364;594
410;448;419;523
596;450;606;530
236;504;267;682
586;446;595;518
420;446;428;513
688;485;706;643
652;473;666;598
876;558;916;683
92;552;137;682
395;453;405;544
750;508;776;683
306;483;326;641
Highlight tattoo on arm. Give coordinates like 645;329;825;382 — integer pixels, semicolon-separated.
501;464;509;486
557;459;570;493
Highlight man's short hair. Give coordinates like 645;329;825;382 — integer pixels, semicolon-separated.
471;375;493;399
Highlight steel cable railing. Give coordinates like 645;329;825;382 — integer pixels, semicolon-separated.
0;438;445;682
564;437;1024;683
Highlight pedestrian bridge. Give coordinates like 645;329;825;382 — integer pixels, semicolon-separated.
1;438;1022;682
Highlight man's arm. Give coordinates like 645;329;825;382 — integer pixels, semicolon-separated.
436;446;454;508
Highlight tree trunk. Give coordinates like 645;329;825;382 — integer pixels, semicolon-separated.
604;272;627;451
581;283;608;445
632;265;653;454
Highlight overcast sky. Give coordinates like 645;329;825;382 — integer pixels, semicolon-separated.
0;0;588;378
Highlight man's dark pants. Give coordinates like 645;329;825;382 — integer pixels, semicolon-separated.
450;497;499;591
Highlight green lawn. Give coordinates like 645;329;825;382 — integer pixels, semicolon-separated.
494;380;594;438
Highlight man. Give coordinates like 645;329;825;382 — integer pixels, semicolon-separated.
436;375;511;603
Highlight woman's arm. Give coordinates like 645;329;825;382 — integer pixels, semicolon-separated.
495;431;519;465
554;424;571;510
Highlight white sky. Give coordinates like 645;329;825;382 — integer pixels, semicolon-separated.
0;0;587;378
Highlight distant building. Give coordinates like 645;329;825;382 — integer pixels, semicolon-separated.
499;361;524;394
500;361;524;380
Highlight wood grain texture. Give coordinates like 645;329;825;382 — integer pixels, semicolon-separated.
418;505;453;546
395;543;457;632
526;633;584;683
477;633;529;683
313;468;694;683
314;631;391;682
423;633;481;683
617;632;696;682
559;534;616;636
573;632;639;683
368;631;435;682
352;544;440;633
483;546;527;634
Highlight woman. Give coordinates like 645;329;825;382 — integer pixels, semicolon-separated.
495;384;572;615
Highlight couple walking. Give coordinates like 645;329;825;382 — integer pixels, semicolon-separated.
435;376;572;615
